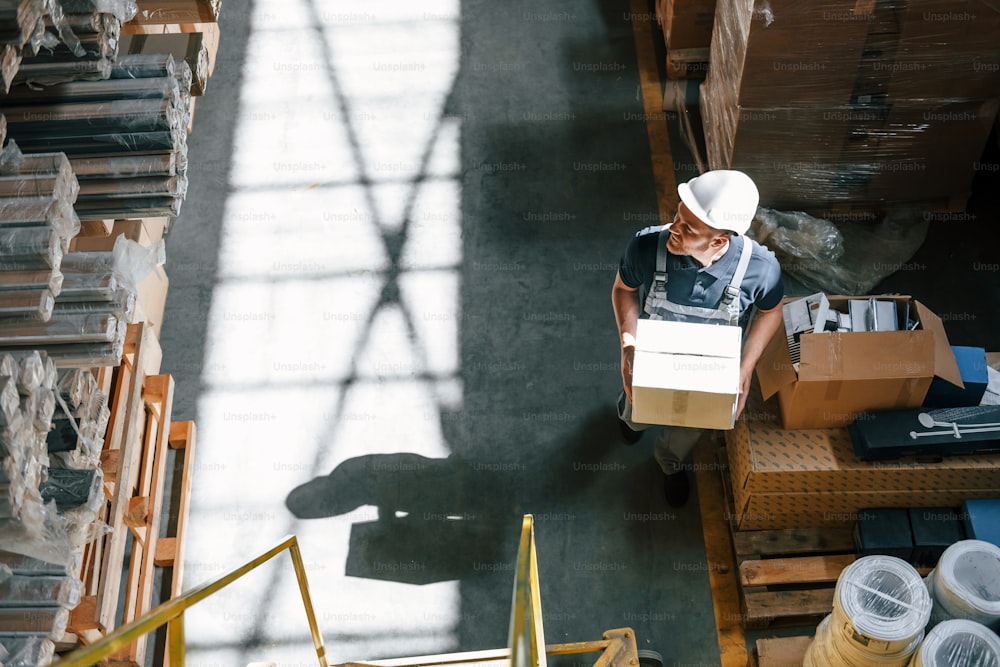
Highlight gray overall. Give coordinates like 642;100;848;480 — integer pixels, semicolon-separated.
618;227;754;474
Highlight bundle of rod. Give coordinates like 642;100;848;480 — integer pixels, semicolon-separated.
0;141;80;333
119;30;210;95
0;0;135;93
47;367;108;469
0;351;101;638
0;351;57;522
12;11;121;87
2;52;192;219
0;0;46;92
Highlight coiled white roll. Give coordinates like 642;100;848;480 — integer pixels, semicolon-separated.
807;612;922;667
833;556;932;655
908;619;1000;667
926;540;1000;630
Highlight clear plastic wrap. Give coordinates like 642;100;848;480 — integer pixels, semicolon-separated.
38;466;99;509
701;0;1000;210
41;0;85;58
0;568;81;608
109;52;175;80
70;152;177;178
52;285;134;319
0;228;62;269
0;289;55;322
0;376;20;425
911;619;1000;666
0;497;73;567
14;351;44;395
0;605;68;638
0;312;119;345
0;636;55;667
59;0;138;22
926;540;1000;629
3;341;122;368
0;549;69;576
749;206;929;294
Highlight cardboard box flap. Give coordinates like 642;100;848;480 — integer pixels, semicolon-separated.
635;319;741;357
798;331;935;380
915;301;964;389
756;317;797;399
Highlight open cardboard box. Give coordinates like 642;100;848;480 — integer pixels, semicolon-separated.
756;295;963;429
631;319;742;430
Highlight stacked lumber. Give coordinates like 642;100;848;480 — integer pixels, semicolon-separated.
0;353;109;662
1;53;192;220
0;1;137;92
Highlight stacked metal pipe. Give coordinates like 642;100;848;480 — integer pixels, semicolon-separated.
0;138;135;367
0;1;137;92
2;52;191;219
0;359;107;662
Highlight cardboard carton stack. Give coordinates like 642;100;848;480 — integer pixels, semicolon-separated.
700;0;1000;211
655;0;716;78
727;294;998;530
725;383;1000;530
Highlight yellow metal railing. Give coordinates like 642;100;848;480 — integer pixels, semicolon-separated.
508;514;546;667
50;516;640;667
50;534;328;667
340;514;640;667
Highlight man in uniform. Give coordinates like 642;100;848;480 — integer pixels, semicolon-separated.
612;170;784;507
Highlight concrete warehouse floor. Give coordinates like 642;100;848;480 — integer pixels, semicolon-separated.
151;0;1000;665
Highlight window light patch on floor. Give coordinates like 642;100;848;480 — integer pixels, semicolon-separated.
184;0;466;664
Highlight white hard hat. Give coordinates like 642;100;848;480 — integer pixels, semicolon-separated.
677;169;759;235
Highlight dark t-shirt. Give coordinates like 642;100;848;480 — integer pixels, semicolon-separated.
618;225;784;325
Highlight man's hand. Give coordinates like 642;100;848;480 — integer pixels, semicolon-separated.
735;363;753;419
621;345;635;401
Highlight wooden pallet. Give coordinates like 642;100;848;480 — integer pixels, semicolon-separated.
734;526;855;630
750;636;812;667
155;419;197;666
66;322;170;665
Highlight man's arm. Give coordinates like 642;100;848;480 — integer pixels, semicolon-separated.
736;304;783;418
612;272;641;400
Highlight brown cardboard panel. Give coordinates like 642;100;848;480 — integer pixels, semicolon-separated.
987;352;1000;371
732;489;996;530
798;331;935;381
915;301;964;389
734;488;1000;530
776;376;932;429
727;385;1000;497
133;265;169;339
754;295;960;428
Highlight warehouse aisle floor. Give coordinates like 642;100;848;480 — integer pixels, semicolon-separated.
157;0;723;665
155;0;1000;666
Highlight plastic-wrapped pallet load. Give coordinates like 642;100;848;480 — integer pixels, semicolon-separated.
909;619;1000;666
805;555;932;666
925;540;1000;629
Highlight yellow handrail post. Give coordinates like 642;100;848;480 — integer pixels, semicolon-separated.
166;613;184;666
50;535;327;667
290;537;330;667
509;514;547;667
